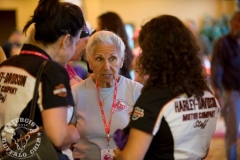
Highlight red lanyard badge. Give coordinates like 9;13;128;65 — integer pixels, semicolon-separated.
96;79;118;148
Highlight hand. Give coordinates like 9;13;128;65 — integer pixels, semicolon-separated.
68;124;80;144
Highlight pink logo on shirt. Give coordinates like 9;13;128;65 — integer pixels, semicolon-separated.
114;100;129;114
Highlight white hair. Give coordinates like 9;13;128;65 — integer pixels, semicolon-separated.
85;30;125;61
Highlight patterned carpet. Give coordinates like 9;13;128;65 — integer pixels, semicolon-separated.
205;116;240;160
205;138;240;160
206;137;227;160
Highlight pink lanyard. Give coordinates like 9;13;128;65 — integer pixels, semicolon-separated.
66;65;82;82
96;79;118;148
20;50;49;60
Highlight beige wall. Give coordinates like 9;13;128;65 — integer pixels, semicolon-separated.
0;0;237;34
0;0;38;32
84;0;236;30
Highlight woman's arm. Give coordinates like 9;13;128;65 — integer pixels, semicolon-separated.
42;106;80;150
115;128;153;160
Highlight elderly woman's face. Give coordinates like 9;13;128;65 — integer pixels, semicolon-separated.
88;44;123;83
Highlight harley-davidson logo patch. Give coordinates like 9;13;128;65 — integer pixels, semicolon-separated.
132;107;144;120
53;84;67;97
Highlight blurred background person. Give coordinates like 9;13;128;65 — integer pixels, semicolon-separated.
130;28;148;85
114;14;220;160
67;22;90;86
71;30;142;160
211;11;240;160
1;29;23;58
185;19;212;77
96;11;133;79
132;28;141;59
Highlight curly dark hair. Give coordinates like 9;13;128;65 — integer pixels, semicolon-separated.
137;15;210;98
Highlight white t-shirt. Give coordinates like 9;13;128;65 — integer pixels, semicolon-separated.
72;76;143;160
128;87;221;159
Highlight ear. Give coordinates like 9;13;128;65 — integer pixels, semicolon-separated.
61;34;71;48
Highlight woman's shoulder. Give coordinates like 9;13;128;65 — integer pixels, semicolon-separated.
135;87;173;111
71;76;93;90
140;87;172;101
203;90;215;97
43;60;69;78
119;76;143;88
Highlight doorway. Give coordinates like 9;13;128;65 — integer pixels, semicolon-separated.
0;10;17;46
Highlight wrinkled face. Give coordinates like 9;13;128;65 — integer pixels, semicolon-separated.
231;13;240;37
70;36;89;61
88;44;123;84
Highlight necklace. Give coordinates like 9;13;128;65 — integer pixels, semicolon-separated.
99;89;115;106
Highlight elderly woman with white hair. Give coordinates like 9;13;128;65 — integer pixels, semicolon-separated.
71;30;143;160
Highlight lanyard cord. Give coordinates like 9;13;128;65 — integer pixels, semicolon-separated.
20;50;49;60
66;65;82;82
96;79;118;148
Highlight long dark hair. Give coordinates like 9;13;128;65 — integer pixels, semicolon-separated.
98;11;133;79
137;15;209;98
23;0;85;45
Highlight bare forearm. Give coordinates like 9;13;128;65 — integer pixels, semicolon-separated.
44;124;73;150
42;106;80;150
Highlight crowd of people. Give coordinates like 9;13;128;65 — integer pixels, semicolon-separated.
0;0;239;160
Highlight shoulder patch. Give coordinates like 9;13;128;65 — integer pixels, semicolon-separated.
53;84;67;97
132;107;144;120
